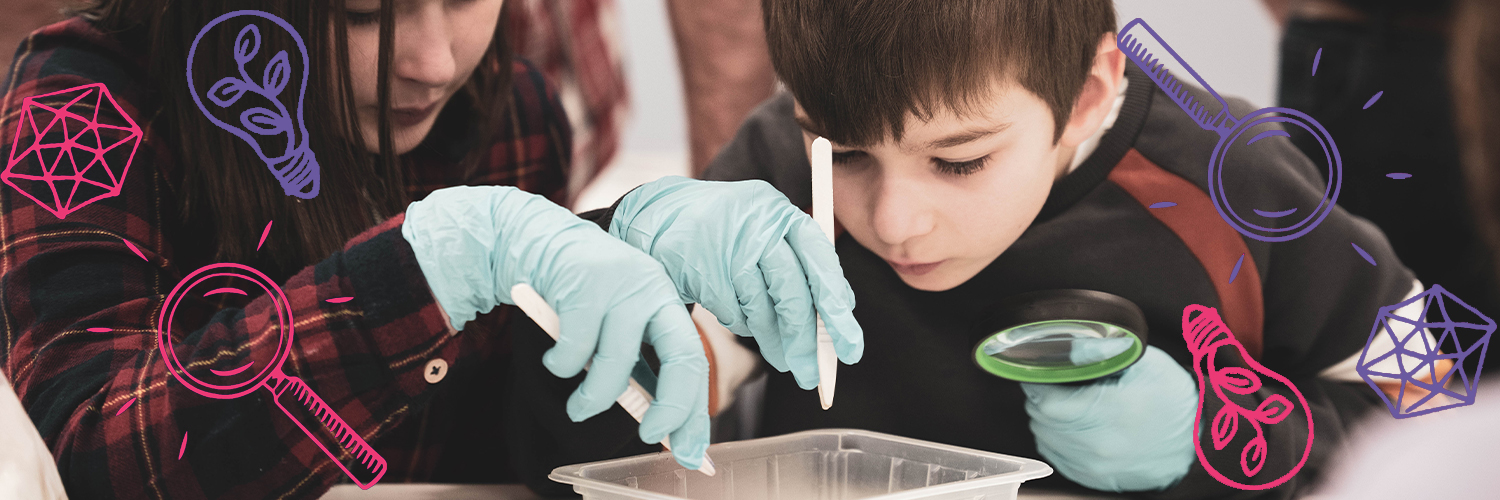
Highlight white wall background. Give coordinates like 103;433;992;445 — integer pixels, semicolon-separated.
574;0;1281;211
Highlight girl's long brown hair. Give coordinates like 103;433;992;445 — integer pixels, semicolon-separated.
79;0;511;276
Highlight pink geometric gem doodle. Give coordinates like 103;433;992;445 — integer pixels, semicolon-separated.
4;83;141;219
1183;305;1313;490
157;262;386;488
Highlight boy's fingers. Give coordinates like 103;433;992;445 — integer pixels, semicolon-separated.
566;306;646;422
759;240;819;389
544;306;606;378
784;217;864;363
697;284;754;339
639;305;708;444
732;268;792;373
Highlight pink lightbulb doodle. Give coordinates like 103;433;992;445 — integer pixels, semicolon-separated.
156;262;387;488
1182;304;1313;490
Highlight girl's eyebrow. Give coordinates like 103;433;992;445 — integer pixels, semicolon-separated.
925;122;1012;149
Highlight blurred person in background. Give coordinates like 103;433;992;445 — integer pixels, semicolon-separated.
1266;0;1500;374
1310;8;1500;496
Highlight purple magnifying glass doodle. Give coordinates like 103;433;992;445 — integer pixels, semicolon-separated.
157;263;386;488
1119;19;1342;243
186;10;319;199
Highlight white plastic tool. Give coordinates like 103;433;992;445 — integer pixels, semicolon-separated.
509;283;717;476
811;137;838;410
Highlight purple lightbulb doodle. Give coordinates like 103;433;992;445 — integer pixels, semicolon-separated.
187;10;319;198
1118;19;1342;243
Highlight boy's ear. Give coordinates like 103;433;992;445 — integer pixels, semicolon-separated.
1057;32;1127;149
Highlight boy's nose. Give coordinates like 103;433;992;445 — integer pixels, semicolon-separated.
392;9;457;89
869;174;936;247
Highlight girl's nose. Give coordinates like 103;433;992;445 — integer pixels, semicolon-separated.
391;8;456;88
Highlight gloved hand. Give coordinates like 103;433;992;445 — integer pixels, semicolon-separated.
402;186;710;469
1020;346;1197;492
607;176;864;389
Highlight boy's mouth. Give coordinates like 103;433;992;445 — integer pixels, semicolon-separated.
885;259;945;276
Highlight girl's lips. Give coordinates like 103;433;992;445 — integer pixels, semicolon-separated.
392;102;439;127
886;259;944;276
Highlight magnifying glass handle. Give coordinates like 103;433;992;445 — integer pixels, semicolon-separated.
1117;18;1240;136
264;372;388;489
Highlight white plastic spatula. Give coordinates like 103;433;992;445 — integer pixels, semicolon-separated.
509;283;717;476
811;137;838;410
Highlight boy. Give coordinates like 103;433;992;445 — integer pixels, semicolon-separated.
701;0;1415;497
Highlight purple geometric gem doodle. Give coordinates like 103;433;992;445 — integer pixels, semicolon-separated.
186;10;319;198
4;83;142;219
1119;19;1342;243
1357;285;1494;419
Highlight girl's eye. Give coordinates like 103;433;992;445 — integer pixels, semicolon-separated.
831;150;867;164
346;10;380;26
935;156;989;176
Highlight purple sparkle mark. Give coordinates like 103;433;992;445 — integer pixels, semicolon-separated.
1387;173;1412;179
121;238;147;261
87;327;112;332
1358;285;1496;418
116;397;136;415
179;432;188;459
1229;253;1245;284
326;296;353;303
1363;91;1384;110
1312;48;1322;76
1149;201;1178;208
1351;243;1377;266
1253;208;1298;218
257;220;272;251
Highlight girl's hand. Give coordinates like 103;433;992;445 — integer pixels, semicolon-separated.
402;186;710;469
608;176;864;389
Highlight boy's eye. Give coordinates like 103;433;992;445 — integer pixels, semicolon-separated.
935;156;989;176
346;10;380;26
831;150;867;164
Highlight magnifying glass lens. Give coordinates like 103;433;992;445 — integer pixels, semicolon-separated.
981;321;1136;368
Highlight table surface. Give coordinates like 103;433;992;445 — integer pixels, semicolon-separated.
322;484;1123;500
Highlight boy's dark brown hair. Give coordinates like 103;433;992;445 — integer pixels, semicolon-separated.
764;0;1115;147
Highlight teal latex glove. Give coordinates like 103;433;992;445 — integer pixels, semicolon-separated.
608;176;864;389
401;186;710;468
1020;346;1197;492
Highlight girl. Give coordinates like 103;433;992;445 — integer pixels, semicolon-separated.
0;0;861;497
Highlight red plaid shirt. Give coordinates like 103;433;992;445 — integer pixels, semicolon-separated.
0;17;647;499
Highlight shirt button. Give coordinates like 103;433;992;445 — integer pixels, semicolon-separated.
424;358;449;384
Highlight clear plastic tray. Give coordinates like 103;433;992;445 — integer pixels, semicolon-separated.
550;429;1053;500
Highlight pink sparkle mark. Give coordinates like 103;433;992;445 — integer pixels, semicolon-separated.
256;220;272;251
115;397;136;415
179;432;188;459
326;296;353;303
209;361;254;377
203;287;246;297
87;327;112;332
121;238;146;261
4;83;142;219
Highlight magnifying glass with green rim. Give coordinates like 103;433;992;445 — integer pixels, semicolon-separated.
972;289;1149;384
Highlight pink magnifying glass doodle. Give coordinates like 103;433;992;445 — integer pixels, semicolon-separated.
157;262;387;488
